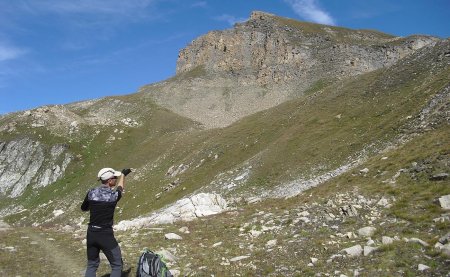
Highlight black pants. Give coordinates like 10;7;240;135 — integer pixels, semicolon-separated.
85;227;123;277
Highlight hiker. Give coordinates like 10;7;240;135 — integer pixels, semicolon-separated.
81;167;131;277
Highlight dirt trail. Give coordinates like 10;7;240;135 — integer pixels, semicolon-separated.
25;229;85;276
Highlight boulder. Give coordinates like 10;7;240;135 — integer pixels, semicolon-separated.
342;245;363;257
53;209;64;217
439;195;450;210
408;238;429;247
377;197;390;207
360;168;369;174
115;193;227;230
430;173;449;181
418;264;430;271
435;242;450;257
382;236;394;245
363;246;378;256
438;232;450;244
266;239;277;248
178;226;190;234
358;226;376;237
164;233;182;240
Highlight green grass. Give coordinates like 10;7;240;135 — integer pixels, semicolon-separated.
4;56;449;223
0;227;85;276
274;15;395;44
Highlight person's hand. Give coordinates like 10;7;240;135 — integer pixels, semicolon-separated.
121;168;132;176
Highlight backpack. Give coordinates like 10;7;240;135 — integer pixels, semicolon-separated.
136;249;173;277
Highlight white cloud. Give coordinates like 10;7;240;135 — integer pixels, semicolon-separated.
0;44;26;62
191;1;207;8
19;0;157;16
285;0;336;25
214;14;247;26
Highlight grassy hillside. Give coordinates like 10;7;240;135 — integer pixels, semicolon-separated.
1;39;448;228
1;125;448;276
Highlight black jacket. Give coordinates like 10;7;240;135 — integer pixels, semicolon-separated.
81;184;122;229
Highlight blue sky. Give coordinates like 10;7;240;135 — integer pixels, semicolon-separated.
1;0;449;114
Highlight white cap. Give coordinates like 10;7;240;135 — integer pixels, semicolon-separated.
97;168;122;181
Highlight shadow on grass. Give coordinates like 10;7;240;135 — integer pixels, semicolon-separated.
99;267;132;277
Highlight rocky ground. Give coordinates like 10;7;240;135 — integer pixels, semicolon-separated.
2;183;448;277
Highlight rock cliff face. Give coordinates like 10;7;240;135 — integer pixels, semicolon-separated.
0;138;72;198
144;11;439;128
177;11;435;84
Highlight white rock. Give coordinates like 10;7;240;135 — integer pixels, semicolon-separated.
342;245;363;257
250;230;262;238
178;226;190;234
229;255;250;262
382;236;394;245
164;233;182;240
358;227;376;237
408;238;429;247
435;242;450;257
298;211;310;217
366;239;375;246
364;246;378;256
360;168;369;174
310;257;318;264
418;264;430;271
212;242;223;247
53;209;64;217
299;217;310;223
438;195;450;210
377;197;390;207
115;193;227;230
266;239;277;248
345;232;357;239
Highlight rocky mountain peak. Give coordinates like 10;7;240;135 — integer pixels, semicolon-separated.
249;10;276;20
152;12;440;128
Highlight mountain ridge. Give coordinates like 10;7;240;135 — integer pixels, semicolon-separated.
142;11;440;128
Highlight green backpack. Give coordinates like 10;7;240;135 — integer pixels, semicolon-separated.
136;249;172;277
